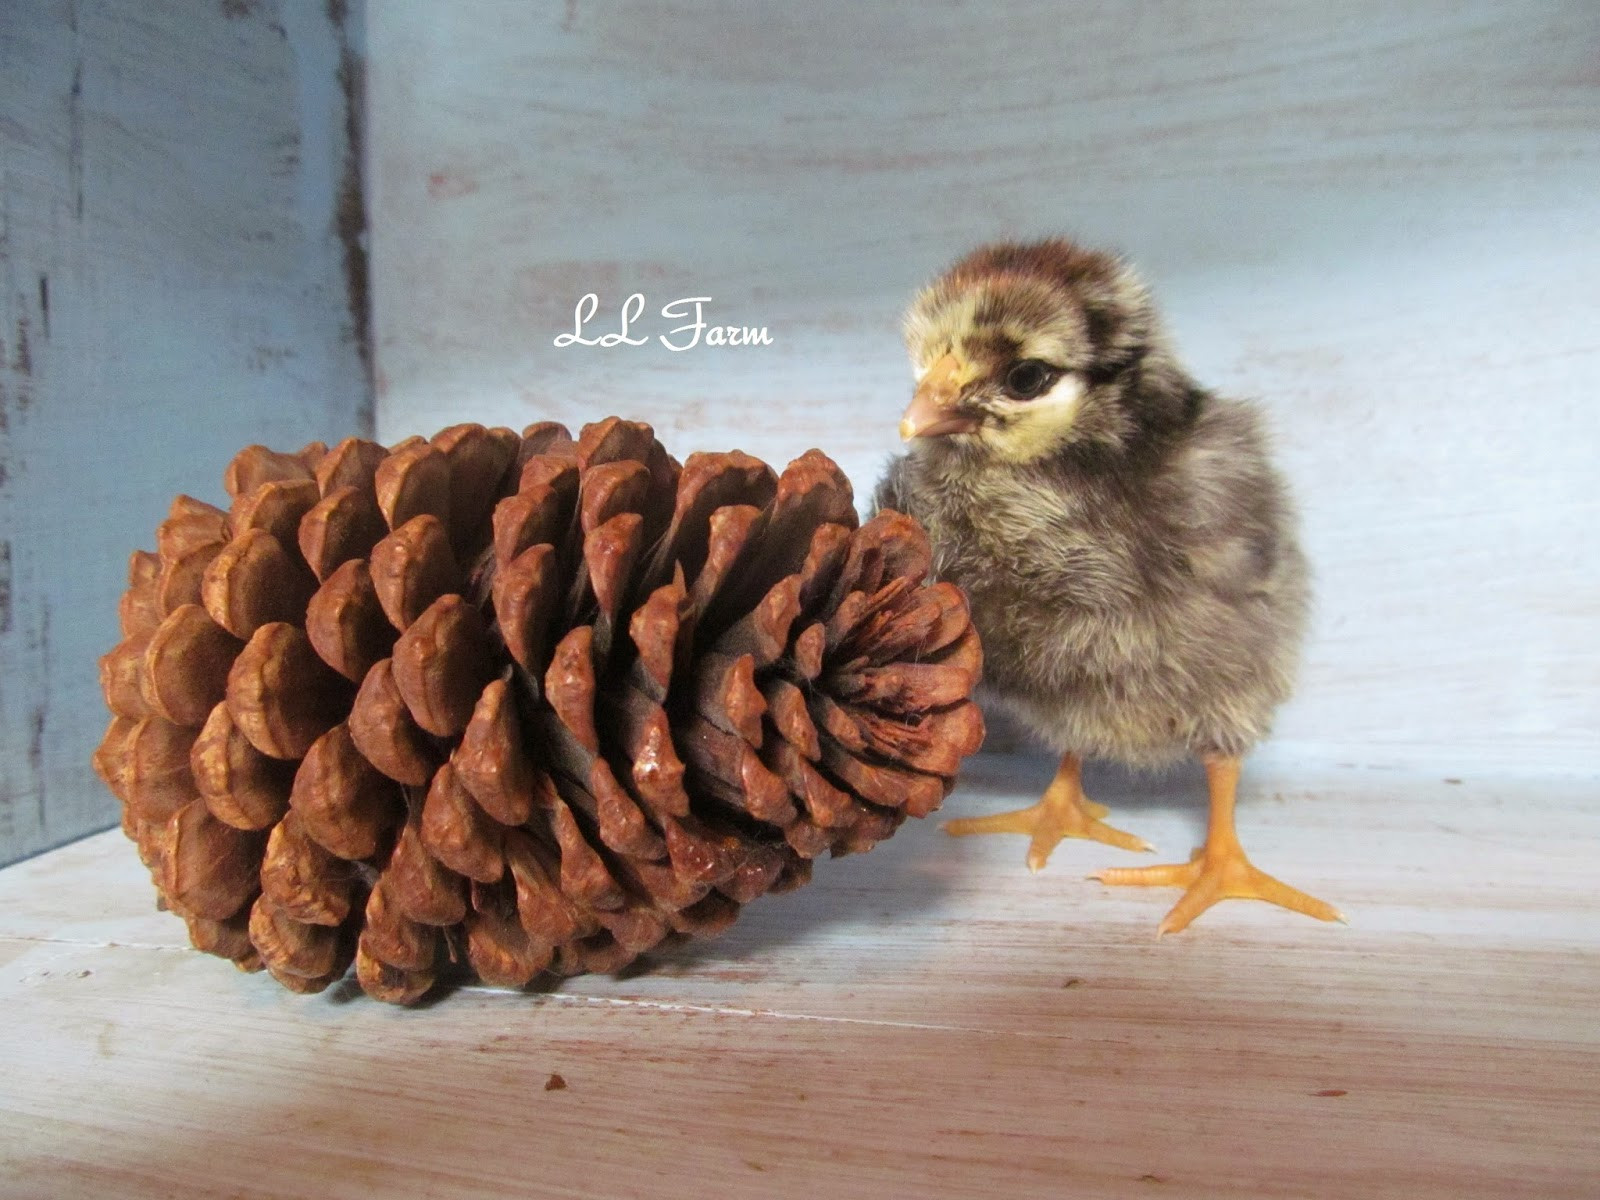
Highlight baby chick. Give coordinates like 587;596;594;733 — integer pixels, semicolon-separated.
876;238;1341;934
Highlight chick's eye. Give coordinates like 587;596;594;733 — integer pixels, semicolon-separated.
1003;359;1055;400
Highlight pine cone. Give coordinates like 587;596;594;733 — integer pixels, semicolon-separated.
92;420;984;1003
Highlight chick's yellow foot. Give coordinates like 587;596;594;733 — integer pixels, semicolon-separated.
1091;755;1344;934
944;752;1153;871
1092;848;1344;935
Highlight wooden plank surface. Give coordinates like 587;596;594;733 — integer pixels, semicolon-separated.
366;0;1600;777
3;757;1596;1198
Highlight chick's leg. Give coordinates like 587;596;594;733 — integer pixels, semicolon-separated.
944;752;1152;871
1092;756;1344;934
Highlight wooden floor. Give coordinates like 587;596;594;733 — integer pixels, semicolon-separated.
2;754;1597;1199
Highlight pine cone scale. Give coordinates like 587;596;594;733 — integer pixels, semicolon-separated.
452;679;537;826
304;559;394;684
192;701;292;831
288;723;401;861
143;605;241;726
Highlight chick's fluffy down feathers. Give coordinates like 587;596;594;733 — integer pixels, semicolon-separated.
877;240;1309;768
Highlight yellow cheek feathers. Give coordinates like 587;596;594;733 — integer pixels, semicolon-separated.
981;374;1086;462
900;353;982;440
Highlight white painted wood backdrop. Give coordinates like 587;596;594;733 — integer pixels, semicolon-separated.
0;0;371;864
368;0;1600;778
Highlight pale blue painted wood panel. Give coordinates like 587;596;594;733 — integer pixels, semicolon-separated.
0;0;372;864
368;0;1600;776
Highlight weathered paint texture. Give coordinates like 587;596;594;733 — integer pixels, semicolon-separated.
368;1;1600;776
0;0;371;864
3;764;1599;1196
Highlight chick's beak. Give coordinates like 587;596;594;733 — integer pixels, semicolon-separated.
900;353;980;440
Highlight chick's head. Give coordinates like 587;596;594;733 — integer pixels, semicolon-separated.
900;238;1187;465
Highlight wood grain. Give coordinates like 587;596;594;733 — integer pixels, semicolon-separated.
0;0;370;865
3;759;1596;1198
367;0;1600;776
